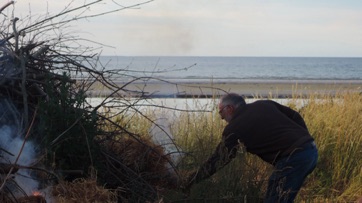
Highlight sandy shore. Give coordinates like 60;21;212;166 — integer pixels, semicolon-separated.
87;80;362;98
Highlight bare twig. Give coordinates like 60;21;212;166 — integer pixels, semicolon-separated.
0;1;14;14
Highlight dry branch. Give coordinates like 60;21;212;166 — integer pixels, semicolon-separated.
0;1;196;202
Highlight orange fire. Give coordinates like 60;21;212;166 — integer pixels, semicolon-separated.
32;190;42;196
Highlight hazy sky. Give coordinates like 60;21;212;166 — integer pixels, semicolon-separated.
9;0;362;56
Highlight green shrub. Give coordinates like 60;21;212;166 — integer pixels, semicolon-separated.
36;73;100;178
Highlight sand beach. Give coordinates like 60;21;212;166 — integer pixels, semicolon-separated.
87;79;362;98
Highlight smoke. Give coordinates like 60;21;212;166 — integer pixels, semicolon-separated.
0;99;40;198
0;125;39;195
149;116;183;173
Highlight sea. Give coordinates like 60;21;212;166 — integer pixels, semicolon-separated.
98;56;362;82
88;56;362;111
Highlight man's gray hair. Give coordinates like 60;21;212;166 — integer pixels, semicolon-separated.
220;93;246;108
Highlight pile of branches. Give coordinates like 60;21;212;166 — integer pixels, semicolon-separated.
0;1;101;125
0;1;182;202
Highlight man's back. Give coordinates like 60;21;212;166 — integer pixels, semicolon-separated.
223;100;313;164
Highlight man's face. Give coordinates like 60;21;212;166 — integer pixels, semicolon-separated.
218;102;233;123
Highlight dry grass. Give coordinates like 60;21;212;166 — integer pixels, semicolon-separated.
102;136;173;187
51;179;118;203
108;92;362;202
297;93;362;202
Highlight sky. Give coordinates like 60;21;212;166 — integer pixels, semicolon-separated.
7;0;362;57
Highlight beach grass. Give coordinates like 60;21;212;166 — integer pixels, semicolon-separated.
106;92;361;202
297;93;362;202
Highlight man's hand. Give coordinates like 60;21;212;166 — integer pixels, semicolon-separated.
179;170;197;196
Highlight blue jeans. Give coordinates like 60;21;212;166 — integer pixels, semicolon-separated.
264;141;318;203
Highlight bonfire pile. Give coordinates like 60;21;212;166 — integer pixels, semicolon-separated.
0;1;182;202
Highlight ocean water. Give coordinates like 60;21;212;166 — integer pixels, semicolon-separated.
99;56;362;82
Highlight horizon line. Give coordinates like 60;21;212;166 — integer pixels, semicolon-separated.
99;55;362;58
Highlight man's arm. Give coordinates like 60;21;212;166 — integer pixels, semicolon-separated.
184;133;239;188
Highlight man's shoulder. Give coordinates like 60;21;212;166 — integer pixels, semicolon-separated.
248;100;278;108
253;100;277;105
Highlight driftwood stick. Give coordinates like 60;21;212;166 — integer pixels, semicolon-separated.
12;17;19;52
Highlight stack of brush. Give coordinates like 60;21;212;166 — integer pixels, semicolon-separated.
99;134;180;202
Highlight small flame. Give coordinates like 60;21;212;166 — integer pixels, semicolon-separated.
32;190;42;196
